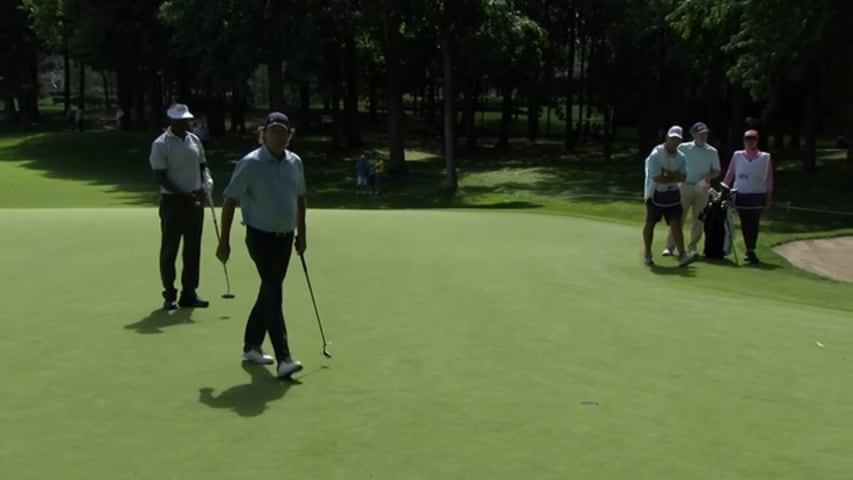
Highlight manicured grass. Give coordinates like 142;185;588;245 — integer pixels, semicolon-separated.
1;208;852;480
2;127;853;478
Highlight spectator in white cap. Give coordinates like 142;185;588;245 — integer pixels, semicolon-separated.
642;125;697;267
148;103;214;310
663;121;721;256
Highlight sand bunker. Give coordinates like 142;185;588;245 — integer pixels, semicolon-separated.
773;236;853;282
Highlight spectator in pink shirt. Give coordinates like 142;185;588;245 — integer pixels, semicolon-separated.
724;129;774;264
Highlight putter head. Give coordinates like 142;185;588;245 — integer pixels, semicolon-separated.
322;348;332;359
222;294;235;299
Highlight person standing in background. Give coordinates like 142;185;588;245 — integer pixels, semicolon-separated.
642;126;698;267
663;122;721;256
149;103;213;310
724;129;774;264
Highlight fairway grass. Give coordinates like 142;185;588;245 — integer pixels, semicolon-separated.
1;208;852;479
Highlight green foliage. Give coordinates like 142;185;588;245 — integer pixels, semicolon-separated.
20;0;66;51
668;0;853;100
159;0;264;90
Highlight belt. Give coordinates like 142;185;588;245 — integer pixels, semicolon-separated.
247;225;292;237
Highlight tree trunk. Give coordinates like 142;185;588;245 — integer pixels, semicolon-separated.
636;50;658;158
230;83;247;134
424;77;436;126
368;76;379;124
101;71;110;110
116;66;134;130
148;69;163;131
464;78;478;149
603;106;614;161
327;41;344;153
541;40;555;138
177;64;191;104
440;26;457;194
789;82;803;148
19;63;39;130
724;84;747;168
267;61;285;111
135;66;147;127
499;80;513;149
344;31;362;148
78;61;85;112
564;0;576;149
527;92;539;143
384;7;407;173
576;34;587;137
299;81;311;132
206;89;227;137
63;35;71;117
802;68;819;173
4;97;18;124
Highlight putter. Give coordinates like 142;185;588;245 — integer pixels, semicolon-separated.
206;192;235;299
299;253;332;359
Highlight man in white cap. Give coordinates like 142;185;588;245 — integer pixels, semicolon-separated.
642;125;697;267
148;103;214;310
663;121;721;256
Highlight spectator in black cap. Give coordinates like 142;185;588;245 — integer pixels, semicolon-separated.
663;121;721;256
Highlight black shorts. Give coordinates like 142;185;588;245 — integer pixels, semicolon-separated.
645;199;682;225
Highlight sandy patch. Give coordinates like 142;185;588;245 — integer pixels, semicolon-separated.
773;236;853;282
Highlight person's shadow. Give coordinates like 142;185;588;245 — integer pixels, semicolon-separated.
124;308;195;334
650;264;697;277
198;363;299;417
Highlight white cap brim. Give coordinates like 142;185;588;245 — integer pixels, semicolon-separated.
167;111;194;120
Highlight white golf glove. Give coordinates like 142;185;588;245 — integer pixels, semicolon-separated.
203;170;214;194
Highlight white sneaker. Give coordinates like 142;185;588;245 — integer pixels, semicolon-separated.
242;348;274;365
276;359;304;379
662;248;674;257
678;251;698;267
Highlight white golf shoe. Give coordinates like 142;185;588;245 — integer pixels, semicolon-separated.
276;359;304;379
242;348;274;365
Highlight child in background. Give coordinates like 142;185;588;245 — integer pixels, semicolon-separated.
355;154;369;194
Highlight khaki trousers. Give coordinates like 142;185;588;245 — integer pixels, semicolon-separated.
667;182;710;252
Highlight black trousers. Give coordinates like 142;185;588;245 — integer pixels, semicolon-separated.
737;208;763;252
244;226;294;363
159;194;204;300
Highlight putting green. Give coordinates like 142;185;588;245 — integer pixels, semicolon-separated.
1;208;851;480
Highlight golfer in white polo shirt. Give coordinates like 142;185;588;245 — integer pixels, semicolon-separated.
663;122;721;256
643;126;698;267
148;103;214;310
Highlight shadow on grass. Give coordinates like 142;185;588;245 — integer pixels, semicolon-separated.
649;264;697;277
745;260;783;271
198;363;299;417
2;128;851;235
0;129;263;207
125;307;195;334
701;257;740;268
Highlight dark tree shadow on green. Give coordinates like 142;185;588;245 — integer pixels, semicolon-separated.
2;129;850;234
198;363;299;417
